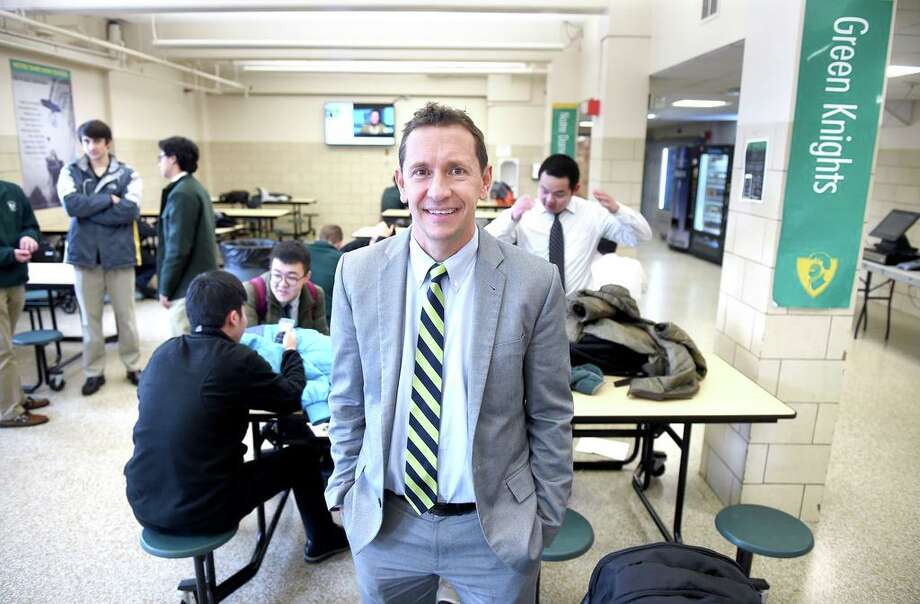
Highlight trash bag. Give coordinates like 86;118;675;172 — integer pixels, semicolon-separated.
220;238;275;282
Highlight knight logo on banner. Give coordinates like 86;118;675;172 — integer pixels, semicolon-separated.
796;252;839;298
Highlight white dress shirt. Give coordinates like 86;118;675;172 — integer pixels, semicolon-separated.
485;195;652;294
384;228;479;503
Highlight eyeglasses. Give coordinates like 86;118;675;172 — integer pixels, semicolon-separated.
270;271;304;285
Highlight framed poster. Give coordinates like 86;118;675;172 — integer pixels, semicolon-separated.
742;139;767;202
9;59;78;209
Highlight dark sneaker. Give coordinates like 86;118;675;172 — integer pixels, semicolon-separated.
23;396;50;411
304;528;349;564
81;375;106;396
126;370;142;386
0;411;49;428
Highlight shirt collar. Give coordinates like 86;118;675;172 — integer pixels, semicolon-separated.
409;227;479;291
539;195;579;217
170;171;188;184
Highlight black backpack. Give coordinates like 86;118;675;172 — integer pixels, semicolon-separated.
582;543;767;603
219;190;250;206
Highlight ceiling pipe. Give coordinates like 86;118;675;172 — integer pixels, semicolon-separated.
0;10;247;90
0;34;224;93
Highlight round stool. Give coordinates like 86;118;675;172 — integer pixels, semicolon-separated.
715;504;814;576
12;329;64;392
141;527;237;603
542;508;594;562
537;508;594;603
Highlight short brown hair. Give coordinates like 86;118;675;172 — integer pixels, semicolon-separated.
398;102;488;172
318;224;343;244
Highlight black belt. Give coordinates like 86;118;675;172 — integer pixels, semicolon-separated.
386;490;476;516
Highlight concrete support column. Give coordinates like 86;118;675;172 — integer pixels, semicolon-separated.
587;0;651;215
702;0;860;522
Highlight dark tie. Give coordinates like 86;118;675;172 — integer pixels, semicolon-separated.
549;213;565;289
282;303;292;319
405;262;448;515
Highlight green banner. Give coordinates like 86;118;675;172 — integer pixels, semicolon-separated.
550;103;577;159
10;59;71;81
773;0;894;307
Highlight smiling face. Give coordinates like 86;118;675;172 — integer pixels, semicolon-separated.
396;125;492;261
269;258;308;305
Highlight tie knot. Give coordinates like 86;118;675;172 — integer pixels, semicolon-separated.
428;263;448;284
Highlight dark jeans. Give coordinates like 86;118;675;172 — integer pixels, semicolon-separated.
227;444;338;545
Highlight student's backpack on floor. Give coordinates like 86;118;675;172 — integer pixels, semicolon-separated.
582;543;767;603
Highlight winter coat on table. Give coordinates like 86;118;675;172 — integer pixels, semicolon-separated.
240;325;332;423
567;284;707;400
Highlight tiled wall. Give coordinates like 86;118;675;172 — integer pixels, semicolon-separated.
702;120;850;522
3;135;542;242
864;148;920;318
588;137;646;212
205;141;543;241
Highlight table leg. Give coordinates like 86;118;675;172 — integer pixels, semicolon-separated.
672;423;692;543
854;271;871;338
885;279;895;341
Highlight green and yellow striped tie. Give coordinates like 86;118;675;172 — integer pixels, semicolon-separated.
405;262;448;515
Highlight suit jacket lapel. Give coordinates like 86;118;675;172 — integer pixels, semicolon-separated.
467;228;505;442
377;230;410;465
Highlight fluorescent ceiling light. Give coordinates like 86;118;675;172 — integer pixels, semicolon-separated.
887;65;920;78
578;120;593;128
236;60;545;75
156;39;566;52
647;112;657;119
672;99;728;108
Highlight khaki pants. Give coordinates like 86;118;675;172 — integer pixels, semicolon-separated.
73;266;140;378
168;296;190;337
0;285;25;420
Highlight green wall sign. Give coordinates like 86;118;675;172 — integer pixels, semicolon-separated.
773;0;894;308
551;103;578;159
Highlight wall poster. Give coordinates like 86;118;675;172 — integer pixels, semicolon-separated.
9;59;78;209
742;139;767;202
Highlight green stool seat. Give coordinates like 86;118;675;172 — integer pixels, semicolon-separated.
715;504;813;576
12;329;63;347
542;508;594;562
140;527;237;559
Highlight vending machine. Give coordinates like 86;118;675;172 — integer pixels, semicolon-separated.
689;145;733;264
665;145;700;251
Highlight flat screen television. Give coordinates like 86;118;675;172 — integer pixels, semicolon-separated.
324;102;396;146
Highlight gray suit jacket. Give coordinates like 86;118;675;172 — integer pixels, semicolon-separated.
324;227;573;571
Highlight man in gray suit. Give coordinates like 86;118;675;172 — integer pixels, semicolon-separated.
325;102;573;603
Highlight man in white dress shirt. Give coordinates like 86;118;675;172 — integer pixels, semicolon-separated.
486;153;652;294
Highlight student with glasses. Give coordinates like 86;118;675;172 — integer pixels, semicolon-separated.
242;240;328;334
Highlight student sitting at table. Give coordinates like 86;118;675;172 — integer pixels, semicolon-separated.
242;241;328;334
124;270;348;563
